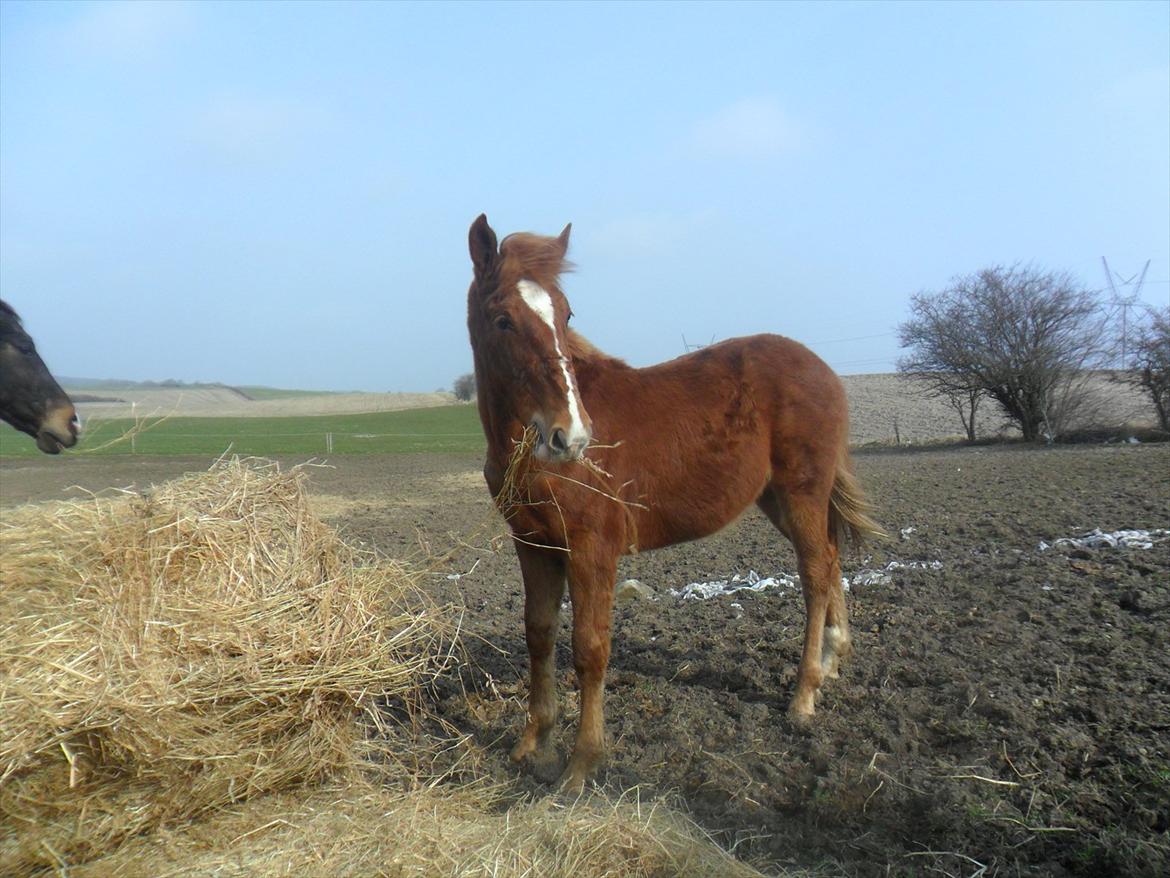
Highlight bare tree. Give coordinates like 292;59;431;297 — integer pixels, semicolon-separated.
898;265;1108;442
453;372;476;402
945;383;988;443
1117;305;1170;431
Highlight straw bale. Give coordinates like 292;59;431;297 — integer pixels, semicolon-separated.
0;458;451;876
65;780;766;878
1;457;769;878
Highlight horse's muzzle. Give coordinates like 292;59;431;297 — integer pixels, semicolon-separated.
547;426;589;461
531;420;589;462
37;405;80;454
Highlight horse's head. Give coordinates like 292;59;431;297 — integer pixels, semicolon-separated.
467;215;592;462
0;301;80;454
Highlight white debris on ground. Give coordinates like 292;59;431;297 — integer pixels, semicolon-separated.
669;569;800;601
849;570;893;588
846;560;943;590
444;558;481;581
668;560;944;601
900;526;916;540
1038;528;1170;552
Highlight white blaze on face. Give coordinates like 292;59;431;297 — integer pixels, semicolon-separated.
516;279;589;449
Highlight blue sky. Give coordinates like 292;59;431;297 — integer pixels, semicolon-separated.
2;0;1167;391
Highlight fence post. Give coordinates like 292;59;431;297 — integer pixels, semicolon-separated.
326;432;333;453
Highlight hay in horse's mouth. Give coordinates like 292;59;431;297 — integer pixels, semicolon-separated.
35;430;65;454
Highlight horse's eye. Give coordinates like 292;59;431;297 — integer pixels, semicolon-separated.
566;309;573;323
494;315;513;331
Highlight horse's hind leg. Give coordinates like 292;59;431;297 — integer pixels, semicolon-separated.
510;543;566;771
760;486;841;719
759;486;851;679
821;543;851;679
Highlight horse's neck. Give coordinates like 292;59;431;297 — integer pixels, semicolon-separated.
566;330;627;380
474;363;517;458
567;332;632;412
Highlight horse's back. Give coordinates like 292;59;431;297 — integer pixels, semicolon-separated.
583;333;848;550
660;333;848;452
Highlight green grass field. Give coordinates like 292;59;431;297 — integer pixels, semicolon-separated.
0;405;485;458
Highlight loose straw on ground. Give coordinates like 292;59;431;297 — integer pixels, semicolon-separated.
65;783;765;878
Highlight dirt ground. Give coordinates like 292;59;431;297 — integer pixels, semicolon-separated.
2;443;1168;877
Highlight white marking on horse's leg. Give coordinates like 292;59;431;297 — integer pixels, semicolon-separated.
821;624;842;678
516;279;589;448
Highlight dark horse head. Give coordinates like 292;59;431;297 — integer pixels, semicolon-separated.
0;300;79;453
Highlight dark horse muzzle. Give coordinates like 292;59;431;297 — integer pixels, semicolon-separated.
0;300;81;454
34;403;81;454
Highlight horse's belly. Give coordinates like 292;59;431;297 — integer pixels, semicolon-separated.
632;468;768;552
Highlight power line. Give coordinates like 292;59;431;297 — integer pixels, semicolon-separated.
806;330;897;346
829;355;900;368
1102;257;1150;368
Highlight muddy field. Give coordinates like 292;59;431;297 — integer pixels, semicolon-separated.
2;444;1168;876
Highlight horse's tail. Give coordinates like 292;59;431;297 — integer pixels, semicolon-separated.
830;450;886;548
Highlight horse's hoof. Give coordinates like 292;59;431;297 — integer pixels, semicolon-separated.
556;748;602;794
787;700;816;732
789;714;814;733
530;750;563;784
510;740;536;764
557;768;588;796
510;724;552;764
512;738;562;782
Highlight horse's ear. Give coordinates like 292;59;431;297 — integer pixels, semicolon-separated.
469;214;498;279
556;222;572;257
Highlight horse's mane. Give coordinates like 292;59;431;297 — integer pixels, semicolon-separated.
0;300;22;337
499;232;574;293
567;330;626;368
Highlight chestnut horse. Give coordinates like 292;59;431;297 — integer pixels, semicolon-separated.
0;300;79;454
466;215;882;790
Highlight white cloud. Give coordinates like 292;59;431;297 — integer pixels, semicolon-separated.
688;97;805;160
60;1;194;62
1097;65;1170;116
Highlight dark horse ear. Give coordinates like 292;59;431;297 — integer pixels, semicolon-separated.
469;214;498;279
556;222;572;257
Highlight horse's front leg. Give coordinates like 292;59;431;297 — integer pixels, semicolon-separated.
561;541;619;792
510;543;566;770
